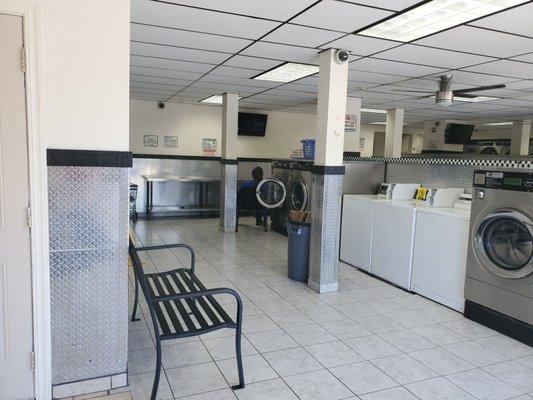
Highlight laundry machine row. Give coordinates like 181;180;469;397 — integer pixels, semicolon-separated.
265;159;313;235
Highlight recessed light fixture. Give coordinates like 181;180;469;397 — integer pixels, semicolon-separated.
200;95;242;104
253;62;319;83
200;95;224;104
369;122;387;125
483;121;513;126
362;108;388;114
359;0;529;42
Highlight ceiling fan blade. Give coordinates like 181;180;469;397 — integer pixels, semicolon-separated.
453;84;506;95
390;89;433;93
453;93;477;98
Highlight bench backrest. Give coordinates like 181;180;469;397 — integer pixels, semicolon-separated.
129;238;154;303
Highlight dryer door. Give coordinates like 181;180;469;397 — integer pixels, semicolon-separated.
289;178;309;211
256;178;287;209
474;209;533;279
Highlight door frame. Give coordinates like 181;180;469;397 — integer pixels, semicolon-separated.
0;2;51;399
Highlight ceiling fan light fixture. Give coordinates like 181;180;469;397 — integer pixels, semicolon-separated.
359;0;530;42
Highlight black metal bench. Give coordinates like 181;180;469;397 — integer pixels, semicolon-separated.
129;239;245;400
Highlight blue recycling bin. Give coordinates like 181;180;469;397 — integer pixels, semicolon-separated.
287;220;311;282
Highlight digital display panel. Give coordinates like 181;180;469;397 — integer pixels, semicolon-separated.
504;177;522;187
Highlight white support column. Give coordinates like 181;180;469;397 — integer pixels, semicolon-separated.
219;93;239;232
308;49;349;294
511;120;531;156
345;97;362;154
385;108;404;158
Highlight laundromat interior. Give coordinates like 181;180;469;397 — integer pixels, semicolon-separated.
3;1;533;399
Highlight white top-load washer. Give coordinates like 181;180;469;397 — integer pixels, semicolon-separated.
411;203;471;311
371;199;418;290
340;184;420;274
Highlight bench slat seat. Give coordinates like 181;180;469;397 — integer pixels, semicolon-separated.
129;240;245;400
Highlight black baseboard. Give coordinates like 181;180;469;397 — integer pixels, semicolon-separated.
464;300;533;347
48;149;132;167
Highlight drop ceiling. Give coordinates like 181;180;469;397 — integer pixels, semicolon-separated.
130;0;533;124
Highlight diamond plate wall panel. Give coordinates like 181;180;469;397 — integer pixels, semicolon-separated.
48;166;129;385
220;163;237;232
385;163;477;192
309;174;343;293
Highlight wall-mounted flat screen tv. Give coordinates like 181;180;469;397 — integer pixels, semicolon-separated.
238;112;268;136
445;123;475;144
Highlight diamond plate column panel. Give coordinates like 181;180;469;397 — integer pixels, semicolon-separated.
48;166;129;385
220;163;237;232
308;173;343;293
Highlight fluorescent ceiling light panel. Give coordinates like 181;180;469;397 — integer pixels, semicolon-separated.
200;95;223;104
362;108;388;114
359;0;530;42
253;63;319;83
369;122;387;125
483;121;513;126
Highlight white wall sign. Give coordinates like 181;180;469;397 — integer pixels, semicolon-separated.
164;136;178;148
202;138;217;156
359;137;365;149
143;134;158;147
345;114;358;134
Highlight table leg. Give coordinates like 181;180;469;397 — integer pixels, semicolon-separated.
145;181;150;219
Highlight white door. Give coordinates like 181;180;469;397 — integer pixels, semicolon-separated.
0;13;34;400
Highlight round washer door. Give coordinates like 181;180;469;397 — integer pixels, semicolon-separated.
256;178;287;209
474;209;533;279
289;178;308;211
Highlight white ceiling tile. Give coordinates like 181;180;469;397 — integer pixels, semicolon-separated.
462;60;533;79
131;66;204;80
130;74;195;86
324;34;399;56
130;85;181;94
131;0;280;39
189;82;265;94
131;23;252;53
349;57;446;77
281;82;318;93
158;0;317;21
262;24;344;48
130;55;214;72
223;55;284;70
375;44;496;69
510;53;533;64
130;41;231;64
415;26;533;58
129;80;185;90
291;0;393;33
130;92;167;100
209;66;261;79
342;0;423;11
470;3;533;39
348;70;405;84
241;42;320;64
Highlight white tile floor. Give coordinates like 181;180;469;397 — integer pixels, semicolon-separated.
128;217;533;400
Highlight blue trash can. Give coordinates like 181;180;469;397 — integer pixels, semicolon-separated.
287;220;311;282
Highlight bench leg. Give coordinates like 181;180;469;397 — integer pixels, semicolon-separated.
151;338;162;400
131;276;141;322
232;303;245;390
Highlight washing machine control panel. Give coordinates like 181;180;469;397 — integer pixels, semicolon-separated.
474;170;533;192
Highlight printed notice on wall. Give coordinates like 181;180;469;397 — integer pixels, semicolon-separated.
164;136;178;148
202;138;217;157
359;137;365;149
345;114;358;134
144;135;158;147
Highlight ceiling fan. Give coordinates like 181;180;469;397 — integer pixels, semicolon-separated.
392;75;506;107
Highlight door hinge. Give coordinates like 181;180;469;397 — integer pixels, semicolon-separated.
21;46;27;73
27;206;32;229
31;351;35;371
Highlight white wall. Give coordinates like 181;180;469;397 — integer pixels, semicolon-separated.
130;100;383;158
44;0;130;151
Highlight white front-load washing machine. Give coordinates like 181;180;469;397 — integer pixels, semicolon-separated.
465;168;533;346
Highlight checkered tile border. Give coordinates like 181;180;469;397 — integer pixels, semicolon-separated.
348;156;533;169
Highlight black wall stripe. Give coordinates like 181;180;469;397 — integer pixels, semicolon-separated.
132;153;273;163
47;149;133;168
311;165;346;175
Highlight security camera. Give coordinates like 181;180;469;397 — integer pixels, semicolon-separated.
335;49;349;64
158;102;165;109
